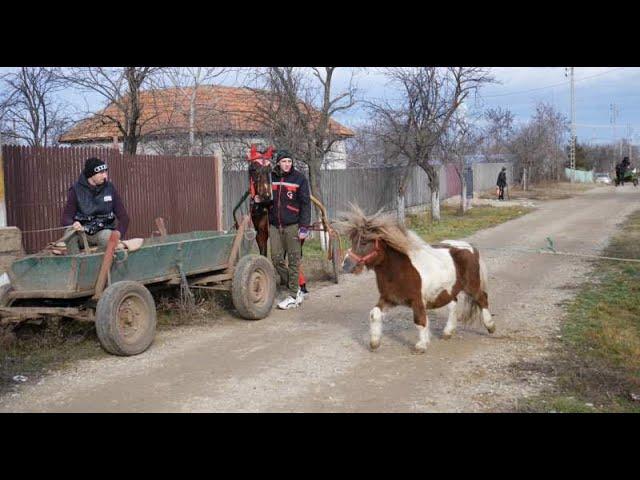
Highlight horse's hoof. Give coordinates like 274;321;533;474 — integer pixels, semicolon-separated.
370;340;380;350
487;324;496;334
442;330;455;340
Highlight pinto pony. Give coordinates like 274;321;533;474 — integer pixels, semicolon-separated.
336;205;495;353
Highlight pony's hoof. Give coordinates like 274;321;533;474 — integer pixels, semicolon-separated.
486;324;496;334
413;345;427;354
370;339;380;350
442;330;455;340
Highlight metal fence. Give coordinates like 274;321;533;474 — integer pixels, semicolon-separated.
221;162;511;229
2;146;222;253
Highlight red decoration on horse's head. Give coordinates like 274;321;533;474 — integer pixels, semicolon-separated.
247;144;276;166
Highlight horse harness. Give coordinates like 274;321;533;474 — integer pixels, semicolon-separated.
346;234;382;266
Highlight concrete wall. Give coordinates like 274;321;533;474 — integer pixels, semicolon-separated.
472;162;514;194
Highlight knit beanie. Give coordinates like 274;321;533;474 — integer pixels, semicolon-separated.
274;150;293;163
83;157;108;178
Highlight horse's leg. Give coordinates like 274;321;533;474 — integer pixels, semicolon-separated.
412;300;430;353
253;212;269;257
369;299;389;350
443;301;457;339
474;290;496;334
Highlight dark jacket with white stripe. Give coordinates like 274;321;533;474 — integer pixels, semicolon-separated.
268;166;311;228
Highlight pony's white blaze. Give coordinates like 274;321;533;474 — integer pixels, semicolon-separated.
440;239;474;252
405;231;457;301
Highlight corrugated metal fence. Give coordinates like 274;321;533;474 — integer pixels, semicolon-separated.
221;163;507;229
2;146;221;253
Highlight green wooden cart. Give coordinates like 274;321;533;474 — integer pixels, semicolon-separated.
0;215;276;356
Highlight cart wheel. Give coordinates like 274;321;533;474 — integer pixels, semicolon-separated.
330;237;341;284
95;281;156;356
232;254;276;320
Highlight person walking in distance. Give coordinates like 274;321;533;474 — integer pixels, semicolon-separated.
496;167;507;201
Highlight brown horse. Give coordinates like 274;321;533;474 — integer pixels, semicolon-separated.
247;145;307;291
336;205;495;353
247;145;274;257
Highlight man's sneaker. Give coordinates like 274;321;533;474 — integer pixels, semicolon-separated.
295;288;305;304
277;295;299;310
300;283;309;297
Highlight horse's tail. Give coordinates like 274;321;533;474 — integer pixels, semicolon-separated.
456;253;488;326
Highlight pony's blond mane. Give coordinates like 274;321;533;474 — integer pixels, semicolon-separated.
334;203;423;255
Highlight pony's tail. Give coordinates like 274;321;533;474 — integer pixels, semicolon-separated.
456;255;488;326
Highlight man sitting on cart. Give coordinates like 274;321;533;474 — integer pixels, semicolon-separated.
269;149;311;310
61;157;130;254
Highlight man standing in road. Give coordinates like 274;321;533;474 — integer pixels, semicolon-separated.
268;150;311;310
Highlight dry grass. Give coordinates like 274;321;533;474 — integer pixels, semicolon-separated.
407;205;533;243
1;319;104;396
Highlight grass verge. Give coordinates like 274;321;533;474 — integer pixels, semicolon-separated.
516;209;640;413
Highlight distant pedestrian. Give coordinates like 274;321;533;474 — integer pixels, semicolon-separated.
496;167;507;201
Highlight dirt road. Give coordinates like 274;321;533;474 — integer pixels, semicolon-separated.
2;185;639;412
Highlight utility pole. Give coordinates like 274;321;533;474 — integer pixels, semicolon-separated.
566;67;576;182
610;103;619;172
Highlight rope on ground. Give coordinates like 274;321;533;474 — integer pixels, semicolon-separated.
478;236;640;264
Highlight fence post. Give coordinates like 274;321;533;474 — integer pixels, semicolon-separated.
0;141;6;227
214;154;223;230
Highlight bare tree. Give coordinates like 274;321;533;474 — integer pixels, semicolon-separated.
155;67;231;155
60;67;164;154
509;102;568;189
368;67;493;222
481;107;514;158
248;67;357;205
0;67;72;147
439;113;483;214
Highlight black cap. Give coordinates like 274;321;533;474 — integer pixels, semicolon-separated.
83;157;108;178
275;149;293;163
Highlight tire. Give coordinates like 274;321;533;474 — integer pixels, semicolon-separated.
95;281;156;356
330;237;341;284
231;254;276;320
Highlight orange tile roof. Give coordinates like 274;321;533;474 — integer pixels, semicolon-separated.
59;84;354;143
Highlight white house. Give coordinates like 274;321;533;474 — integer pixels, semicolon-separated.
58;85;354;170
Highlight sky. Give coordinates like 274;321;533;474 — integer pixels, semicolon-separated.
328;67;640;146
2;66;638;146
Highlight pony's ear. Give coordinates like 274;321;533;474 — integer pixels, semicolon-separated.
247;144;259;161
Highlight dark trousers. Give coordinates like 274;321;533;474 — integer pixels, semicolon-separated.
269;224;301;296
498;185;505;200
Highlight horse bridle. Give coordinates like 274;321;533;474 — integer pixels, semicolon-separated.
346;236;382;266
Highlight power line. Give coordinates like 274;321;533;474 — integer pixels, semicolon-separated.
483;68;626;99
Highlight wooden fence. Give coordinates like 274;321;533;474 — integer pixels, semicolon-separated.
2;146;222;253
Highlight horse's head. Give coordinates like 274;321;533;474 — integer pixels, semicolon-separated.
248;145;274;203
335;204;411;275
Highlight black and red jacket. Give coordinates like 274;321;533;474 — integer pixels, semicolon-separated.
268;166;311;228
